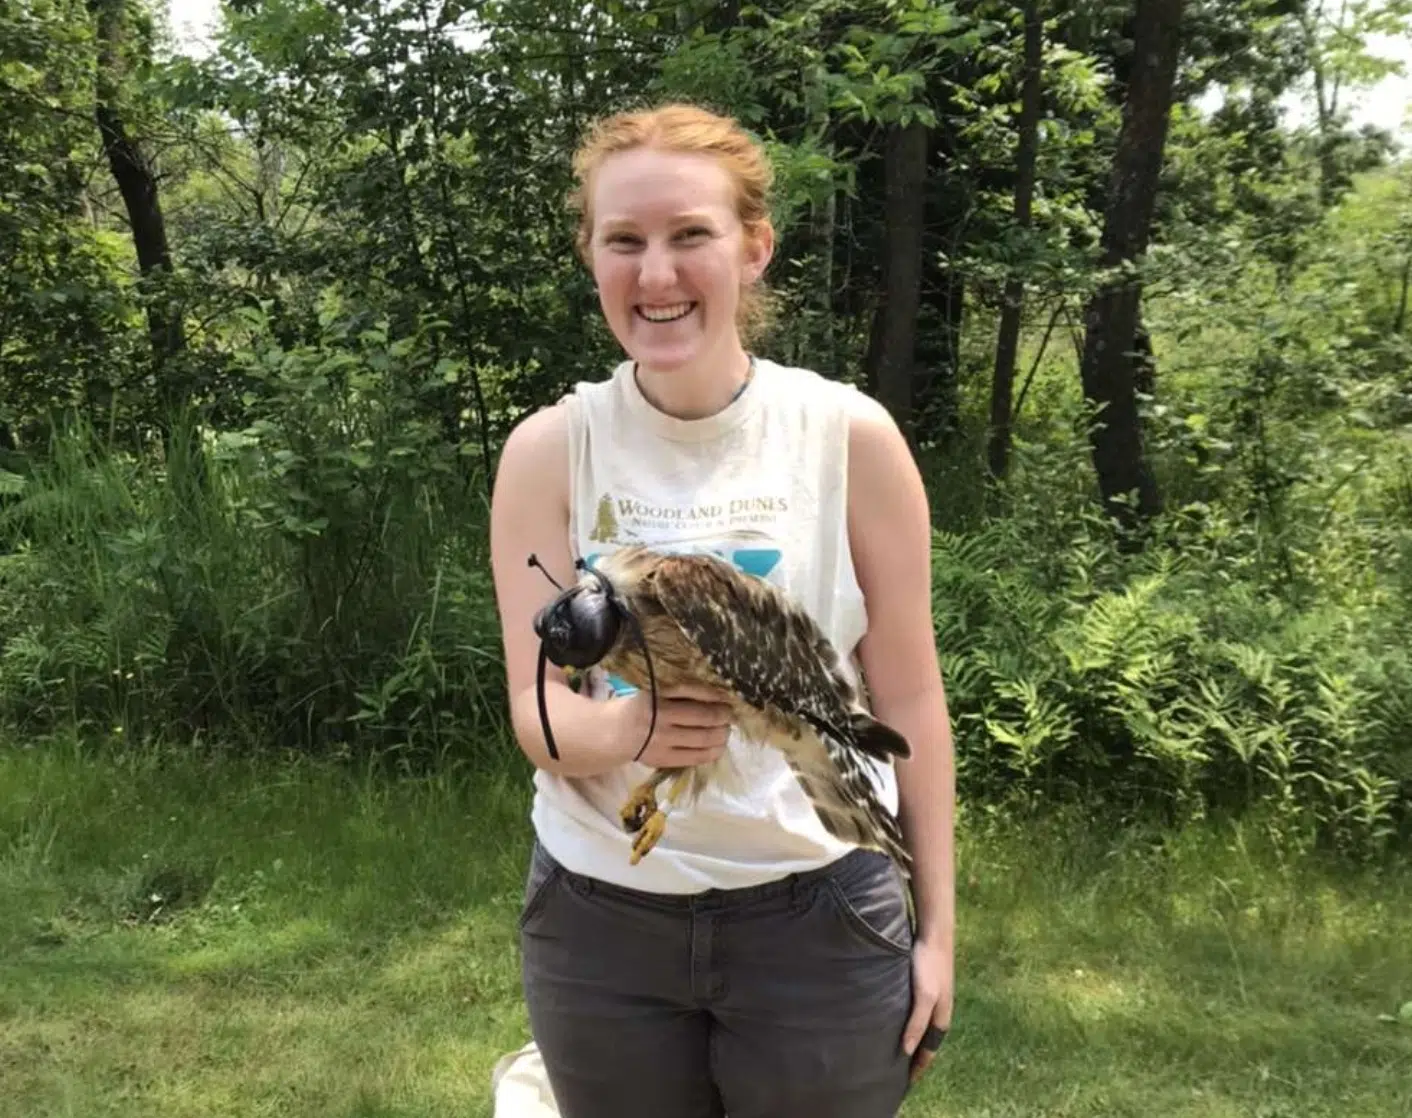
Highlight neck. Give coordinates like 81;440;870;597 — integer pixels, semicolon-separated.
633;346;753;420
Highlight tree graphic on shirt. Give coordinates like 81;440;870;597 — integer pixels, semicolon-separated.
589;494;618;543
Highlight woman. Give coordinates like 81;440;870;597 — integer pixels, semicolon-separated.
489;102;954;1118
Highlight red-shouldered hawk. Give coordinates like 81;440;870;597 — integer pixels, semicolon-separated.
528;545;912;875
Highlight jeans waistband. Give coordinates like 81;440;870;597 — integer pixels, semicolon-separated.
531;838;896;914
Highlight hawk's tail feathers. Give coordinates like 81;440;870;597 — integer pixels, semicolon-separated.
848;711;912;762
810;795;912;878
871;800;913;876
788;752;914;879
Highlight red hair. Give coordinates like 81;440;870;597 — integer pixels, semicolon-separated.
569;102;777;344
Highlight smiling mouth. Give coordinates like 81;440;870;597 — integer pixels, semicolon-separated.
637;302;696;324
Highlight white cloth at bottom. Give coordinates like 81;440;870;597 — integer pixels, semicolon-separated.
491;1042;560;1118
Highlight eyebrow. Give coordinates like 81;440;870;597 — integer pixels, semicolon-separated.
597;212;721;231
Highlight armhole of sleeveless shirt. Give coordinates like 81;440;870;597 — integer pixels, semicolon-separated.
832;379;871;671
833;378;863;565
557;392;585;555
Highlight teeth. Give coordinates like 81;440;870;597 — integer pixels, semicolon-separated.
638;302;694;323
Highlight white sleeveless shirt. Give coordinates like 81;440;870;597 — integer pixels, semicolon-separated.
530;356;899;893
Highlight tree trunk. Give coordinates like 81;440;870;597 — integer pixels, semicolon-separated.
1078;0;1184;531
988;0;1044;480
911;111;968;444
87;0;185;420
866;121;930;443
1299;7;1345;208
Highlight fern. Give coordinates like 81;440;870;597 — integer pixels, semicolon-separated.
925;459;1409;855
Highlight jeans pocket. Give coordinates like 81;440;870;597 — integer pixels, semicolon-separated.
517;842;564;931
822;853;914;957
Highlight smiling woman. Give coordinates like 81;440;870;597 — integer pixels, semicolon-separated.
488;101;955;1118
568;114;776;420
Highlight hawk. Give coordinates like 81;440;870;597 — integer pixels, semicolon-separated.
527;545;913;875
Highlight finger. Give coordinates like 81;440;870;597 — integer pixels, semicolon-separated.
908;1013;949;1088
661;700;734;728
665;737;729;763
660;682;735;704
901;994;935;1057
677;747;727;767
668;724;733;751
663;736;730;765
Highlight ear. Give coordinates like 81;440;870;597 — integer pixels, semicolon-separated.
741;222;774;284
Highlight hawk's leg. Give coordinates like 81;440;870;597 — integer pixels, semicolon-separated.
629;770;693;865
619;769;673;834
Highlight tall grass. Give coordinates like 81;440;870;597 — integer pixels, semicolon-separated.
928;497;1412;856
0;314;509;761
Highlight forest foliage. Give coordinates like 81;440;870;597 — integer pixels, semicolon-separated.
2;0;1411;858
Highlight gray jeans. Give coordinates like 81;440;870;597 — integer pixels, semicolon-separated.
518;839;915;1118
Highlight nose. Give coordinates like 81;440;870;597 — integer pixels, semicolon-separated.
637;240;677;291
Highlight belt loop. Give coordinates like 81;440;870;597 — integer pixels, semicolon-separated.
789;873;807;914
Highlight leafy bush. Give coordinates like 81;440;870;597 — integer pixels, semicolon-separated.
931;174;1412;858
934;499;1410;857
0;312;507;761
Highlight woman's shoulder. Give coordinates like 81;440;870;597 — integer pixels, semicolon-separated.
494;400;573;509
501;398;571;457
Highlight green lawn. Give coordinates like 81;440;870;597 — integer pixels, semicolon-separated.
2;737;1410;1117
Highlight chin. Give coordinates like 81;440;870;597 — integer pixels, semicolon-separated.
627;341;702;371
620;326;713;372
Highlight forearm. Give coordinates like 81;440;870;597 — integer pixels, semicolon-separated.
510;679;634;778
885;686;956;947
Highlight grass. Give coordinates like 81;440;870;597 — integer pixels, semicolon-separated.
2;736;1410;1117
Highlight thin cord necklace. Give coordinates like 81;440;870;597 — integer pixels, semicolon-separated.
634;354;755;411
728;354;756;403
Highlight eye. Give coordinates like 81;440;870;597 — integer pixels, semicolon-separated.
605;232;642;250
676;226;711;242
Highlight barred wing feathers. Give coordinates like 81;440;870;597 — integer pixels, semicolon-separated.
639;551;913;871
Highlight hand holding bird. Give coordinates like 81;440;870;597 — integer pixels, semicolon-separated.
613;682;735;770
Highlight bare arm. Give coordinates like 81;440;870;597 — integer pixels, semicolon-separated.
489;403;734;777
845;394;956;1060
489;404;637;776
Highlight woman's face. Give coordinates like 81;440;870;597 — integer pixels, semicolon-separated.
585;146;771;375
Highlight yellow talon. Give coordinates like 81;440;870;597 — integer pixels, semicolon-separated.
623;770;694;865
630;810;668;864
620;779;663;833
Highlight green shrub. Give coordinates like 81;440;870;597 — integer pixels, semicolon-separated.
0;313;507;761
